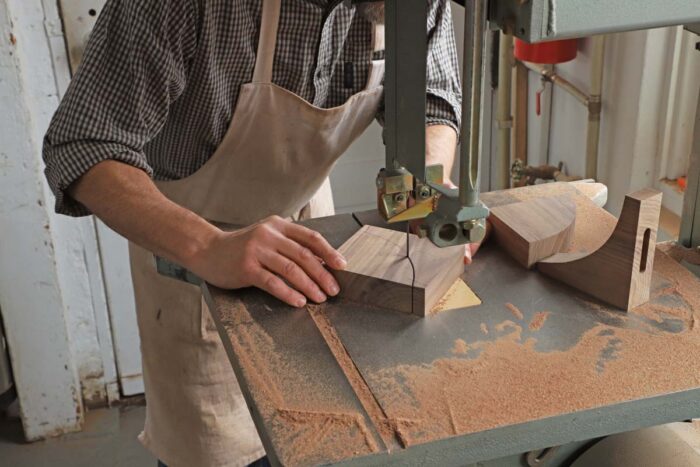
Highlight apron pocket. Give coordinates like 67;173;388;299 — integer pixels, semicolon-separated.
153;280;204;343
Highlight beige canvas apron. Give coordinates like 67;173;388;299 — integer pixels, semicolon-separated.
128;1;384;465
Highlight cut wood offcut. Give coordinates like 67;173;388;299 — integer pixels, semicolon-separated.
538;189;662;311
332;225;465;316
489;196;576;268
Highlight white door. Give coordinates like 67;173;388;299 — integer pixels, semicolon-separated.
94;222;144;396
59;0;144;396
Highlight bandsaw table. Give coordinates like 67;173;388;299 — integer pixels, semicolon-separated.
197;183;700;466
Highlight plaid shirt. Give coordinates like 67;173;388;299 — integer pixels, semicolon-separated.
43;0;462;216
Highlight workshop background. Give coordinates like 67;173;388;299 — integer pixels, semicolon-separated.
0;0;699;458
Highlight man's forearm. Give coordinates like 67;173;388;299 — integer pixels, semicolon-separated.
68;159;345;306
426;125;458;185
69;160;220;269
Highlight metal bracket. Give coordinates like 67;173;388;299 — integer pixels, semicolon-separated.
378;0;491;247
491;0;700;43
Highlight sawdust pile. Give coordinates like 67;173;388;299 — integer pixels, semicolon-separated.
306;304;404;449
362;250;700;448
367;323;700;447
216;298;379;466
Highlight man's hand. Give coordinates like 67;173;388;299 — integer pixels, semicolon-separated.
70;160;345;308
189;216;345;308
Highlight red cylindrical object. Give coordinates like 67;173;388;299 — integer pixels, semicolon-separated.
514;38;578;64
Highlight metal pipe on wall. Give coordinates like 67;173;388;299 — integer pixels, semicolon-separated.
516;36;606;182
496;31;514;190
513;61;529;172
541;65;554;166
586;35;606;180
521;61;589;105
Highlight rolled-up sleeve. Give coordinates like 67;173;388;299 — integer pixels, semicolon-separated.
43;0;198;216
425;0;461;133
375;0;462;132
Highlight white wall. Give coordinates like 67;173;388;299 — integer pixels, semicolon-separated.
0;0;117;441
523;28;700;215
330;123;385;213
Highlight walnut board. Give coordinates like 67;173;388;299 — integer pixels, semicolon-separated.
538;189;662;311
332;225;464;316
489;195;576;268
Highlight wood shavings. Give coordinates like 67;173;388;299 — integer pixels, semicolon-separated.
366;320;700;447
215;297;379;466
307;304;404;449
451;339;469;355
529;312;550;331
505;302;524;321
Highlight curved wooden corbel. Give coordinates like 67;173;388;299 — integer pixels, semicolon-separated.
538;189;662;311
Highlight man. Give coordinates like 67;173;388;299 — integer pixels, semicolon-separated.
43;1;462;466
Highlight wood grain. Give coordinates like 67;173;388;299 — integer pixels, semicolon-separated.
333;225;464;316
489;196;576;268
538;189;662;311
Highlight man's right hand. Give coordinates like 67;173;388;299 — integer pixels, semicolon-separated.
70;161;345;308
189;215;346;308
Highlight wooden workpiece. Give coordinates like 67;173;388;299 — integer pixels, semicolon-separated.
489;195;576;268
332;225;464;316
538;189;662;311
203;183;700;466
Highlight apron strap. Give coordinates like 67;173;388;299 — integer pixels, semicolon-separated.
372;23;385;53
365;22;385;91
252;0;282;84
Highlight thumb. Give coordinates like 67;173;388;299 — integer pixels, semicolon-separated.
463;244;473;265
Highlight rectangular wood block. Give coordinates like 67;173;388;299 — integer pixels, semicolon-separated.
332;225;464;316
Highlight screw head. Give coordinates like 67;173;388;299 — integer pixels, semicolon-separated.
394;193;406;203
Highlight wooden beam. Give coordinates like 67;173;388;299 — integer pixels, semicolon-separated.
489;196;576;269
538;189;662;311
333;226;464;316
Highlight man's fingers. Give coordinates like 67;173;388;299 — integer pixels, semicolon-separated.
464;245;473;265
282;223;347;270
464;243;482;265
259;250;327;304
253;269;308;308
469;242;481;257
276;237;340;297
